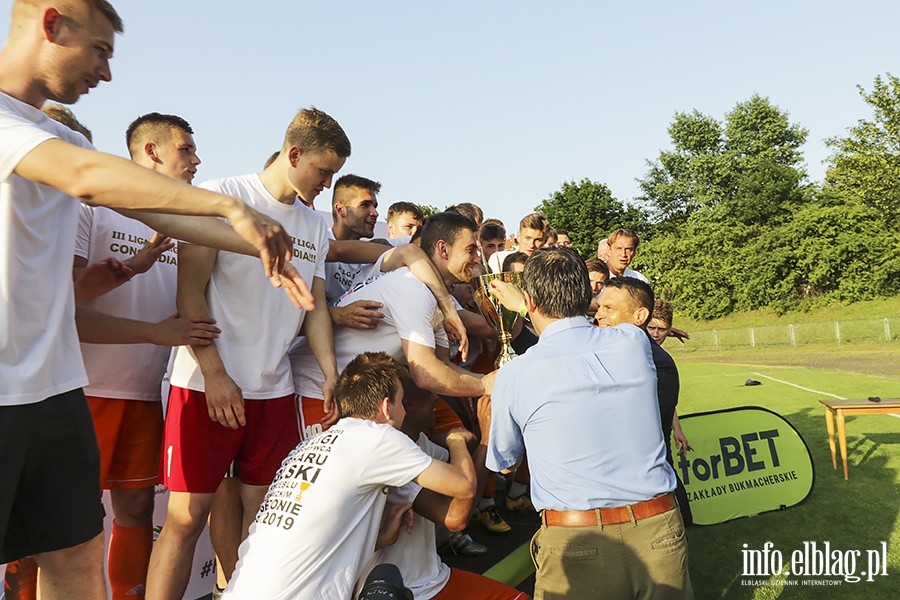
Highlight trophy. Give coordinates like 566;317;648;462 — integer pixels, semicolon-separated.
474;271;524;368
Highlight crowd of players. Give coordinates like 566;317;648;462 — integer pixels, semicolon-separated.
2;2;695;599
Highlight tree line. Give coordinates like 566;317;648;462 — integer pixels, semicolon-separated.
537;73;900;319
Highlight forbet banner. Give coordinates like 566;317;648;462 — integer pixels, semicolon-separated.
673;407;814;526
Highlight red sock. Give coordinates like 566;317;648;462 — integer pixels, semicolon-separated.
483;472;497;497
3;557;38;600
108;520;153;600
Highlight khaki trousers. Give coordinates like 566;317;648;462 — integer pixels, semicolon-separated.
530;507;693;600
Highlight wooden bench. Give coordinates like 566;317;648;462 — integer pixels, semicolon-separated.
819;398;900;480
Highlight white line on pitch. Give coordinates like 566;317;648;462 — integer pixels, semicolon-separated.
751;372;900;419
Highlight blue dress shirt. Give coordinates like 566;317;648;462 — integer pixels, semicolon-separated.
486;318;676;510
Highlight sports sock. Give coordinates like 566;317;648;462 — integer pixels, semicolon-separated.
3;557;38;600
508;480;528;500
478;496;496;510
108;520;153;600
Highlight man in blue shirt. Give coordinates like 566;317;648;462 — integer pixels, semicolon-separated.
486;248;693;600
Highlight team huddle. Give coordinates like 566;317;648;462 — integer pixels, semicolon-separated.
1;2;694;599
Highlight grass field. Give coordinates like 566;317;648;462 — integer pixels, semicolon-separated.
673;342;900;379
673;297;900;331
676;353;900;599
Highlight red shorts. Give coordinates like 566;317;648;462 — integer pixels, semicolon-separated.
161;386;300;493
87;396;163;489
426;397;464;435
432;568;529;600
298;395;328;441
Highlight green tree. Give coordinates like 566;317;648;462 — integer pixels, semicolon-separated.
637;110;725;228
419;204;440;219
640;186;900;319
825;73;900;223
722;95;809;224
637;209;755;319
638;96;808;229
536;178;647;259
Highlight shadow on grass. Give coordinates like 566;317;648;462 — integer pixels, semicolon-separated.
687;406;898;600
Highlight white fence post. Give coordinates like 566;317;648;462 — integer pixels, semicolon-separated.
691;317;894;350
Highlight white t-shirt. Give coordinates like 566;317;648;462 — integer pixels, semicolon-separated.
0;92;93;406
75;205;178;401
223;418;433;600
323;228;396;306
291;268;448;399
488;250;513;273
169;173;328;399
361;433;451;600
389;234;412;246
324;228;364;305
610;266;649;283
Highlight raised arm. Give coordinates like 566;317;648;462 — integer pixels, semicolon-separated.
380;244;468;359
115;210;314;311
15;139;292;278
413;429;477;502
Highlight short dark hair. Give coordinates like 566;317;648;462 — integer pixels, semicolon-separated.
419;212;478;259
652;299;674;328
584;257;610;278
544;228;558;244
445;203;484;228
501;251;529;272
334;352;402;420
81;0;124;33
400;368;429;407
334;174;381;196
283;107;351;158
387;201;424;223
480;221;506;242
604;277;655;326
125;112;194;159
521;248;591;318
332;174;381;220
88;0;125;33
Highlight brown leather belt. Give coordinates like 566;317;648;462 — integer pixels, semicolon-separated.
542;493;677;527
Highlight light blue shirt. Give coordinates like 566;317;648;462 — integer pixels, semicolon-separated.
486;318;675;510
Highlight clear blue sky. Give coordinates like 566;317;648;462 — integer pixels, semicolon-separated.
4;1;897;232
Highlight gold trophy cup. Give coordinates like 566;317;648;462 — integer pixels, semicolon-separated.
474;271;524;368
